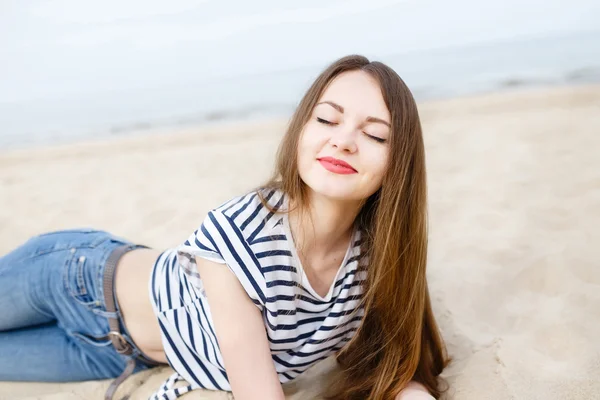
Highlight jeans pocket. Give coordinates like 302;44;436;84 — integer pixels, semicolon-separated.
70;331;114;348
63;251;100;309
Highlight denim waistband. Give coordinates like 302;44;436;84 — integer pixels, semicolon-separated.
101;242;162;400
102;242;160;366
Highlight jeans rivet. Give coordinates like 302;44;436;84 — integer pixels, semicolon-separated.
79;256;85;262
70;248;76;253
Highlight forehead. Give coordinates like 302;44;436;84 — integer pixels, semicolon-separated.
318;70;390;121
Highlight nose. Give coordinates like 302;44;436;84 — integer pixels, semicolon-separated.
328;126;358;153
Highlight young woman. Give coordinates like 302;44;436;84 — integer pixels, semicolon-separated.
0;55;450;400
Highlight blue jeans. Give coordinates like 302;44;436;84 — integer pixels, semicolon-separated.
0;229;157;382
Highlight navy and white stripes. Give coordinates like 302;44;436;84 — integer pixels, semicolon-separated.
149;189;364;399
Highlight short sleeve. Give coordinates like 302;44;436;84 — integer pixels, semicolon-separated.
177;210;266;310
178;210;226;265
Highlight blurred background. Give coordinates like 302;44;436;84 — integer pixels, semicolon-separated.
1;0;599;148
1;2;600;400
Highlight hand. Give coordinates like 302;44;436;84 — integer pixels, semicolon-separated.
395;381;435;400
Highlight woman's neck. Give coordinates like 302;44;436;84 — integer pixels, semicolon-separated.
288;191;360;262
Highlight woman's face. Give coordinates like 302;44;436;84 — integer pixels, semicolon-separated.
297;70;391;202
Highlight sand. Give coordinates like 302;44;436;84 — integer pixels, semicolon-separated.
1;84;599;399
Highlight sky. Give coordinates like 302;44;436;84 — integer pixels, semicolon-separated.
1;0;599;104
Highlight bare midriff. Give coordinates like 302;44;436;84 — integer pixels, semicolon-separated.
114;248;168;364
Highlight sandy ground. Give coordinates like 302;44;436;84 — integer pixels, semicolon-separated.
1;85;599;399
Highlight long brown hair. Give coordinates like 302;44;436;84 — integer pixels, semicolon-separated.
259;55;450;399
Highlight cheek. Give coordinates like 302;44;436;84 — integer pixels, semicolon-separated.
296;130;316;174
363;147;389;182
298;126;328;159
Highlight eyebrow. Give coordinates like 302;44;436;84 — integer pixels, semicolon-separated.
316;101;391;128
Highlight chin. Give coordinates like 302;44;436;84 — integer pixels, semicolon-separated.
304;176;366;202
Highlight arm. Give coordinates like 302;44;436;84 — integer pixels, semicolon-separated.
396;381;435;400
197;256;285;400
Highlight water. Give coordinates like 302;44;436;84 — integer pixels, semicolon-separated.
1;3;599;149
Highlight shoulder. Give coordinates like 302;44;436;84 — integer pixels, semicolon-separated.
210;187;287;236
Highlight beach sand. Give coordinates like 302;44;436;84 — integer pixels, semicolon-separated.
1;85;599;399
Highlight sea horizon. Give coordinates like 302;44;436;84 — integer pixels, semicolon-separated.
1;29;599;150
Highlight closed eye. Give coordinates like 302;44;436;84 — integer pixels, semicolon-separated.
317;117;335;125
365;133;387;143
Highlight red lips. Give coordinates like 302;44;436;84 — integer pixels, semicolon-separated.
317;156;357;175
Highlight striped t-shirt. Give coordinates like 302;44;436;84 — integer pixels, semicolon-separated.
148;188;365;399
